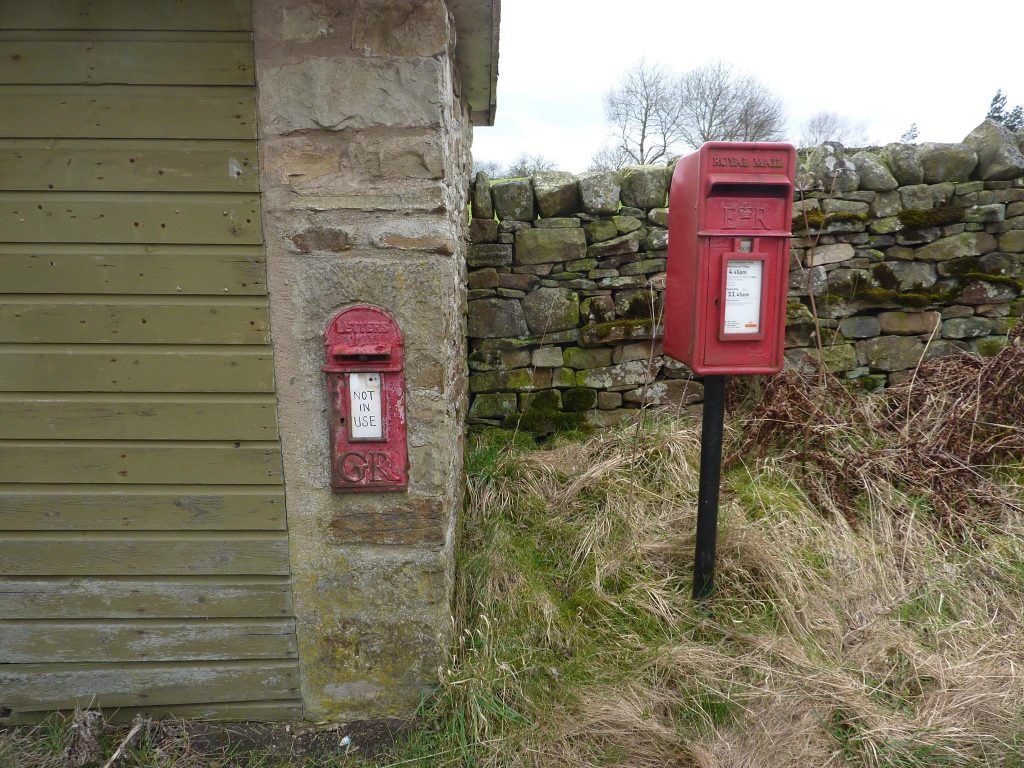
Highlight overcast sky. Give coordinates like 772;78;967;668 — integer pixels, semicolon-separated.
471;1;1023;173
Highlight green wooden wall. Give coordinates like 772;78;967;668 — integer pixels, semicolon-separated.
0;1;301;722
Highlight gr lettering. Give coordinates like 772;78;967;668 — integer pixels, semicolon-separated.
338;450;401;484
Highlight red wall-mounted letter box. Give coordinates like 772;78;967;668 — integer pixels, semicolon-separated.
322;305;408;492
663;142;796;375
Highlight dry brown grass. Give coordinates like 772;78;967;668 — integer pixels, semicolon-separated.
417;334;1024;767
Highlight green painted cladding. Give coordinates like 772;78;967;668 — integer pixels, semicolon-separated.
0;1;300;722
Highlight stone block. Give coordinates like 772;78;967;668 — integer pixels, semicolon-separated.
871;260;937;290
469;368;552;393
898;184;934;210
467;348;531;371
882;143;923;186
579;318;658;347
472;172;493;219
492;179;534;221
331;495;444;545
532;171;579;218
958;279;1019;305
587;232;642;259
998;230;1024;252
611;215;643;234
564;346;613;369
620;258;667;276
562;387;597;412
648;208;669;227
644;228;668;250
838;316;881;339
535;217;581;229
620;165;668;209
964;204;1005;223
575;358;662;390
877;311;941;335
468;393;518;419
584;219;619;244
469;218;499;243
352;0;449;56
521;287;580;334
577;171;622;215
852;151;898;191
580;295;615;324
532;346;565;368
498;272;539;292
597;391;622;409
623;379;703;406
942;317;992;339
468;298;528;338
861;335;925;371
914;232;996;261
806;243;854;267
467;267;499;289
259;57;444;135
963;119;1024;181
515;228;587;265
918;142;978;183
467;243;512;268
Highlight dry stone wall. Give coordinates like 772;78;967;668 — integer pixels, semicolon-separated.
466;120;1024;431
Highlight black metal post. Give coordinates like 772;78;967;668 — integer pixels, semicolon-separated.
693;375;727;600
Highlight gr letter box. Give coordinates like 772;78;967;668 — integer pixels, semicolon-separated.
663;142;796;375
322;305;408;492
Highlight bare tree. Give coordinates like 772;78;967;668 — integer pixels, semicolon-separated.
676;61;786;148
596;59;686;167
900;123;919;142
504;152;558;178
587;144;632;172
472;158;504;178
798;111;868;148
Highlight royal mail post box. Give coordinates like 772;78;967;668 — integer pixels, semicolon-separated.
664;142;796;375
322;305;408;492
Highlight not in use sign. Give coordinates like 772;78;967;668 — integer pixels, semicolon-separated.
349;372;383;440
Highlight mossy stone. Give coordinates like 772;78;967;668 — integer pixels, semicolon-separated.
562;387;597;412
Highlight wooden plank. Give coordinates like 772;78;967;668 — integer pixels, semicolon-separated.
0;1;253;32
0;41;253;85
0;244;267;296
0;139;259;192
0;298;270;344
0;619;297;663
0;192;262;244
0;533;290;576
0;699;302;725
0;86;256;139
0;442;284;484
0;345;275;392
0;484;285;530
0;660;299;712
0;394;279;440
0;577;293;619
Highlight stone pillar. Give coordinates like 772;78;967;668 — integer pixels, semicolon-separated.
253;0;469;720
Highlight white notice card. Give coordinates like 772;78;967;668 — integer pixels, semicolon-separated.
723;260;763;334
349;372;383;440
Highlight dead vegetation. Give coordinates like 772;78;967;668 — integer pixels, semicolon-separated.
402;331;1024;767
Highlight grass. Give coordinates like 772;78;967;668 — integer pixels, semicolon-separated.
5;338;1024;767
379;335;1024;767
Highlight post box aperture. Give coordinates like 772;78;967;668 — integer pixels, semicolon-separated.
322;305;408;492
664;142;796;375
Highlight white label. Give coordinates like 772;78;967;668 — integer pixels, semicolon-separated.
723;260;763;334
349;372;383;440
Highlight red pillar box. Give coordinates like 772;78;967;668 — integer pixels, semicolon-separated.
322;305;408;492
663;142;797;375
